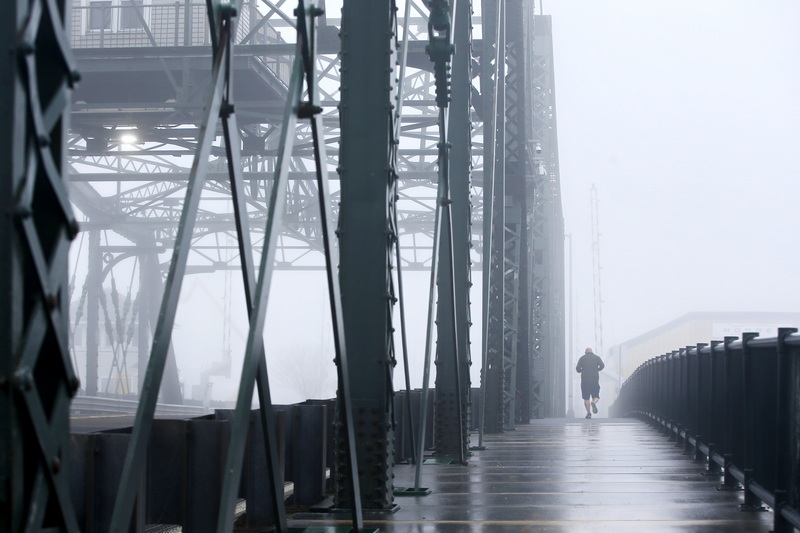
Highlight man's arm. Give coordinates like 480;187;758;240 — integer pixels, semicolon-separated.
597;356;605;372
576;356;583;373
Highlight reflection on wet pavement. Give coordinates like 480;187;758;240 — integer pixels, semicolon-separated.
289;418;772;532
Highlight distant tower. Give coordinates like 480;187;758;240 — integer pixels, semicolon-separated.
590;185;604;356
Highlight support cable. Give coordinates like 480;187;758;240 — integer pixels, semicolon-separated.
413;153;444;490
214;0;290;529
415;0;463;487
393;0;417;464
109;4;237;530
432;0;466;466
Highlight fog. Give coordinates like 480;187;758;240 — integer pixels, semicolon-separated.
68;0;800;407
547;1;800;351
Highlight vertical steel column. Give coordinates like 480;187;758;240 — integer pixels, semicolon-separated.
513;5;535;423
141;248;183;405
503;0;527;429
530;15;565;418
480;0;505;435
85;230;101;395
337;0;398;510
1;0;80;529
434;0;473;459
739;332;765;510
136;246;157;395
773;328;798;533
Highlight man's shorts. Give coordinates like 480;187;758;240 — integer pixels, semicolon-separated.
581;380;600;401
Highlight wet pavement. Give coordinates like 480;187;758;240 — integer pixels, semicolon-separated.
289;418;772;532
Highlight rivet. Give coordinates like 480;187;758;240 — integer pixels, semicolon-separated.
13;368;33;392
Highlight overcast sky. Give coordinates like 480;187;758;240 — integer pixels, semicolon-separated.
542;1;800;351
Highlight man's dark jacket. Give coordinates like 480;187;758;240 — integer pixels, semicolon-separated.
576;352;604;382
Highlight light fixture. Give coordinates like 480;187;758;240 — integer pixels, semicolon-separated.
120;133;138;144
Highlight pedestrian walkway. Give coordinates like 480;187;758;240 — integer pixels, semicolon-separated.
289;418;772;532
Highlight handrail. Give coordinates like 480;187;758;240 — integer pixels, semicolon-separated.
612;328;800;532
70;395;208;417
70;1;289;49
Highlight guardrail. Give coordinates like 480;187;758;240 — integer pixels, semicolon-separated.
71;394;209;417
69;1;281;49
611;328;800;533
69;402;329;531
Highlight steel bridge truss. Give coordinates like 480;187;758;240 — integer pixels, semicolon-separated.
67;0;486;274
1;0;565;528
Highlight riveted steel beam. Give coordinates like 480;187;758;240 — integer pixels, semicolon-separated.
433;0;473;459
481;0;507;435
335;0;399;512
529;15;565;418
1;0;81;529
500;0;529;430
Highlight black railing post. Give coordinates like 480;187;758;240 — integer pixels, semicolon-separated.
714;336;737;484
705;340;721;460
718;337;736;482
704;340;725;477
683;346;695;454
684;346;692;451
739;332;765;510
773;327;798;532
643;360;650;417
668;351;679;442
660;353;670;435
693;343;705;463
675;348;684;447
656;355;665;431
652;357;658;422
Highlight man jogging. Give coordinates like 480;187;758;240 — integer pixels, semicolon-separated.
576;347;605;419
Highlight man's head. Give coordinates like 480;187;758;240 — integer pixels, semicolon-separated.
585;347;593;354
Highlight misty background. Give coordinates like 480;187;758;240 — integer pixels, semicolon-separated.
69;1;800;408
550;1;800;350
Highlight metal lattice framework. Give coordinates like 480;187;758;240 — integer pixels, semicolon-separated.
2;0;81;530
2;0;566;527
66;0;485;274
529;15;565;418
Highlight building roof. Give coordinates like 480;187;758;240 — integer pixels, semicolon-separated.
614;311;800;350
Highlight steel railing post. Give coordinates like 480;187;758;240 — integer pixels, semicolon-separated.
739;332;765;511
693;343;708;462
773;328;798;532
704;340;725;477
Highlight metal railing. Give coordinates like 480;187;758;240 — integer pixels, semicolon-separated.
70;1;275;49
71;394;208;416
611;328;800;533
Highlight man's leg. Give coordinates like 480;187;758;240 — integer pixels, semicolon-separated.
581;382;592;418
591;397;599;414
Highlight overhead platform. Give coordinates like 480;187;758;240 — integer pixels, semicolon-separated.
289;419;772;532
